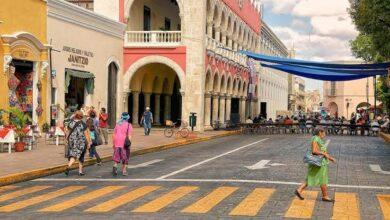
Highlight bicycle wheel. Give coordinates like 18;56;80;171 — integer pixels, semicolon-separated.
164;128;174;137
179;128;190;138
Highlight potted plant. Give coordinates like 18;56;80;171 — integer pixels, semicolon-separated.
0;109;5;126
7;107;31;152
42;122;50;133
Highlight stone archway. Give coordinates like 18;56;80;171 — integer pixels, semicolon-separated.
124;56;185;125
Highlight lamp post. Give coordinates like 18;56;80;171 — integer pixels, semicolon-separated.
346;98;352;119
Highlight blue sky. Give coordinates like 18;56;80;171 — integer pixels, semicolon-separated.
260;0;358;92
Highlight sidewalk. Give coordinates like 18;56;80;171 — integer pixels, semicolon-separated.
0;128;238;184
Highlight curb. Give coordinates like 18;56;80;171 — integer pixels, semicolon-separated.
379;132;390;143
0;130;240;186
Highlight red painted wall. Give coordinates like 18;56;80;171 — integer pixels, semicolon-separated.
205;54;253;83
123;47;187;73
222;0;261;34
119;0;125;23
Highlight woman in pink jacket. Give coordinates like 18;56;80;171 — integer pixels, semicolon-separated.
112;112;133;176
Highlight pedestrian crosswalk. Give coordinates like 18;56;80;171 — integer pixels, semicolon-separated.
0;184;389;219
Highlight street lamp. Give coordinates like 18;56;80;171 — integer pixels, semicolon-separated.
346;98;352;119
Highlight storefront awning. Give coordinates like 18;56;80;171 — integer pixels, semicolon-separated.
65;69;95;94
240;50;390;81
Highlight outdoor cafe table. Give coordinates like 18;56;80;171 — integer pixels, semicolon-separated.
0;128;15;154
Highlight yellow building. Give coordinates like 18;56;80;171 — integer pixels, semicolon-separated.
0;0;50;125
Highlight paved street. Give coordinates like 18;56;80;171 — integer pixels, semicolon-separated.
0;134;389;219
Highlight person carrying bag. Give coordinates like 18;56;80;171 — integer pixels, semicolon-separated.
295;128;336;202
112;112;133;176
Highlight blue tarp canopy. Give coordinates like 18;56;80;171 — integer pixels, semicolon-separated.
240;50;390;81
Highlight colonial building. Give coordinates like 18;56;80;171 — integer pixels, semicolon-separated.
323;77;375;119
86;0;263;131
288;75;306;113
258;23;289;119
48;0;125;127
305;89;322;113
0;0;50;126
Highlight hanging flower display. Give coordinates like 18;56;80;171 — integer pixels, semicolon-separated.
35;105;43;117
8;73;20;90
9;91;18;107
36;80;42;91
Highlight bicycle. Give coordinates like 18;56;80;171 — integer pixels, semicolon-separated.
164;119;190;138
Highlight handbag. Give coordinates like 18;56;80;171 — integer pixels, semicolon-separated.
303;149;324;167
95;129;103;146
124;123;131;150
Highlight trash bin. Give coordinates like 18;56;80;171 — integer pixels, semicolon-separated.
189;112;197;131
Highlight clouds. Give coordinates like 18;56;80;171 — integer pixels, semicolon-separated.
292;0;350;17
263;0;358;62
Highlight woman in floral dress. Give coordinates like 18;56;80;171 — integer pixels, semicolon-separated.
65;110;91;176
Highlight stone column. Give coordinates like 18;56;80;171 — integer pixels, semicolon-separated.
144;93;151;109
204;92;212;127
123;92;130;113
225;95;232;121
238;96;243;122
219;94;226;124
212;93;219;123
228;39;233;49
221;31;227;46
240;97;246;122
215;27;221;42
154;94;161;125
132;91;140;125
207;23;213;38
163;94;171;122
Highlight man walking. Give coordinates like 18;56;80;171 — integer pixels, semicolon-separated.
99;108;109;144
141;107;153;135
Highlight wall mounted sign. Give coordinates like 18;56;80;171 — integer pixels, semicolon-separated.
63;46;94;69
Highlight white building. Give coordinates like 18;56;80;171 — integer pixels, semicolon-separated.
258;23;289;119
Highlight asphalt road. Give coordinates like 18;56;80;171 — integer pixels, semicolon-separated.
0;134;389;219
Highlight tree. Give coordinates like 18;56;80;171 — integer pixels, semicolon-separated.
349;0;390;59
349;0;390;112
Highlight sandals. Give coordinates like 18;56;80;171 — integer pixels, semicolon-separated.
112;167;118;176
322;197;335;202
294;190;304;200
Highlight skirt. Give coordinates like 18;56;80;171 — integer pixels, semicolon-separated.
112;147;130;164
306;164;329;186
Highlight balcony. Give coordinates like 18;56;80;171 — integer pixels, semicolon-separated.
125;31;182;48
206;37;247;67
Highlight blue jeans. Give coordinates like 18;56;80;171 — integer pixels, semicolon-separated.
143;122;152;135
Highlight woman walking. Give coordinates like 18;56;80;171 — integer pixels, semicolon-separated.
65;111;91;176
86;118;102;165
112;112;133;176
295;128;336;202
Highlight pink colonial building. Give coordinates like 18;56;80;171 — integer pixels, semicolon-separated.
89;0;263;131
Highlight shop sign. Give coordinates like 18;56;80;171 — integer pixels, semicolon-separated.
63;46;94;69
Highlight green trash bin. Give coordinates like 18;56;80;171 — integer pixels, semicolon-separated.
189;113;197;131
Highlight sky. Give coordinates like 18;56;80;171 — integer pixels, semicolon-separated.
261;0;359;91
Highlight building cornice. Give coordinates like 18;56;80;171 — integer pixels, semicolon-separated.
261;22;288;55
47;0;126;39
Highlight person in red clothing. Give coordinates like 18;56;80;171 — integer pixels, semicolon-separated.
99;108;109;144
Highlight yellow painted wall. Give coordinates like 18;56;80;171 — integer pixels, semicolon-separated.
0;40;6;111
0;0;47;44
0;0;48;125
